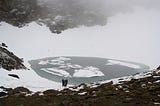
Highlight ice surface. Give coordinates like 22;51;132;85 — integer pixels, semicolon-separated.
41;68;71;77
106;60;141;69
73;66;105;77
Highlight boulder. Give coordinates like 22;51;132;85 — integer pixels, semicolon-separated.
8;87;31;95
0;92;7;97
157;65;160;70
8;74;20;79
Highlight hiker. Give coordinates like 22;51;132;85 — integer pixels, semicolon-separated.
64;79;68;87
62;79;68;87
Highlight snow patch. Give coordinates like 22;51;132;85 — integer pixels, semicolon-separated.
66;63;82;69
73;66;104;77
106;60;141;69
69;85;84;91
78;92;87;95
154;102;160;105
41;68;71;77
154;80;160;83
0;88;3;92
54;57;71;61
0;61;67;92
99;71;152;85
39;60;49;65
39;57;71;66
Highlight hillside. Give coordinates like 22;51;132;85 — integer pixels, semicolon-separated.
0;43;26;70
0;43;63;92
0;68;160;106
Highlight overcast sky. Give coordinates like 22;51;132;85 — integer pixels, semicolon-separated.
0;0;160;69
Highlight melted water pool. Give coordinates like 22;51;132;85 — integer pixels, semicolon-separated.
29;56;149;85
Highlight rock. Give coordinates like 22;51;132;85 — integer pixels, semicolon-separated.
8;74;20;79
43;90;58;96
8;87;31;95
0;92;7;97
125;98;133;101
141;84;147;88
0;86;12;92
0;46;26;70
1;43;7;48
157;65;160;70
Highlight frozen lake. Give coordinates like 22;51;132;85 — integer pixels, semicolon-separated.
29;56;149;85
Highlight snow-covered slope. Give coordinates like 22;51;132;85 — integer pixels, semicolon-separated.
0;46;63;92
0;62;63;92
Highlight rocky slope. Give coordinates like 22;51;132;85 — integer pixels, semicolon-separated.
0;69;160;106
0;43;26;70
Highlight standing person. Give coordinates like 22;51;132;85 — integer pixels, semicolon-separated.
64;79;68;87
62;79;68;87
62;79;65;87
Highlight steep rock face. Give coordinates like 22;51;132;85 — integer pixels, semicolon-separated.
0;0;107;33
0;0;40;27
0;43;26;71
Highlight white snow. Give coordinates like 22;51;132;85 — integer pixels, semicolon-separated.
69;85;84;91
52;57;71;61
49;61;64;65
106;60;141;69
78;92;87;95
41;66;104;78
153;76;160;78
0;62;66;92
73;66;104;77
41;68;71;77
74;65;82;68
58;64;82;69
99;71;153;85
39;57;71;66
66;63;82;69
0;88;3;92
38;60;49;65
154;102;160;105
38;57;83;78
154;80;160;83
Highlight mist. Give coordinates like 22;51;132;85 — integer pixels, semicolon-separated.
38;0;160;18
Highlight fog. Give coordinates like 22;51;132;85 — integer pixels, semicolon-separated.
38;0;160;17
0;0;160;69
36;0;160;28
